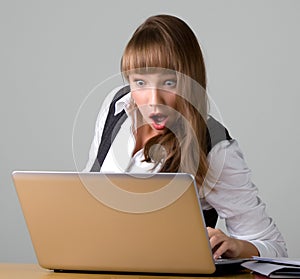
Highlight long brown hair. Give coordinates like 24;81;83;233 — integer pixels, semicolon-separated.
121;15;208;187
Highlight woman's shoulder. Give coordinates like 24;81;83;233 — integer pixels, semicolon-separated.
207;138;248;176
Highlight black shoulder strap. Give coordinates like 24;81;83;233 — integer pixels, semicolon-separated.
90;85;130;172
206;116;232;154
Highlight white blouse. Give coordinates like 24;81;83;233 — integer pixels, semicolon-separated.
83;87;288;258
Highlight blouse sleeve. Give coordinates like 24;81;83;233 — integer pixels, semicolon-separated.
204;139;288;257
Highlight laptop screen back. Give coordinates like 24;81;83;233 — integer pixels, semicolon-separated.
12;171;215;274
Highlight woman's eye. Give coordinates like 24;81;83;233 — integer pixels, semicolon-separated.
164;80;177;87
135;80;145;87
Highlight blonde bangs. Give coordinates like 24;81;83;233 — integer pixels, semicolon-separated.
121;34;180;77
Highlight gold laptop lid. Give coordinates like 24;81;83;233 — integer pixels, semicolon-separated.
12;171;215;274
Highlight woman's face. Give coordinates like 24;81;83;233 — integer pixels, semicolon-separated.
128;71;178;133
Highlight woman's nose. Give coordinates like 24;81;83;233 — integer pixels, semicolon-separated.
149;87;162;105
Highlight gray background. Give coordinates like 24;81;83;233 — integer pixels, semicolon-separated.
1;0;299;262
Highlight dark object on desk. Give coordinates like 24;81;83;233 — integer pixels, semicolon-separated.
214;258;251;275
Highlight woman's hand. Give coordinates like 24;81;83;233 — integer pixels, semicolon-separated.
207;227;259;259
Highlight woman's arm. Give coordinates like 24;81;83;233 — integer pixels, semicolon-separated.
82;105;109;172
203;139;288;258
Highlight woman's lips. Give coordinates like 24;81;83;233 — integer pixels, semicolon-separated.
149;113;168;130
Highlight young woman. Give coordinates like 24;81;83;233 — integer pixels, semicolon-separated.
84;14;287;259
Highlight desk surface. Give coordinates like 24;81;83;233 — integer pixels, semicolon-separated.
0;264;260;279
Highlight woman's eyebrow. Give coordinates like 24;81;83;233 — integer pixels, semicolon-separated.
160;74;177;80
129;74;145;79
128;75;144;81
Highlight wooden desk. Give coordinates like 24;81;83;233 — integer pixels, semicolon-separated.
0;264;258;279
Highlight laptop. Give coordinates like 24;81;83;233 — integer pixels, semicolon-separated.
12;171;232;274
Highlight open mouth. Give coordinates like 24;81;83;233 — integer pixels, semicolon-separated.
149;113;168;130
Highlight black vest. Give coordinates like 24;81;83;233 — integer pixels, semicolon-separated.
91;85;232;228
